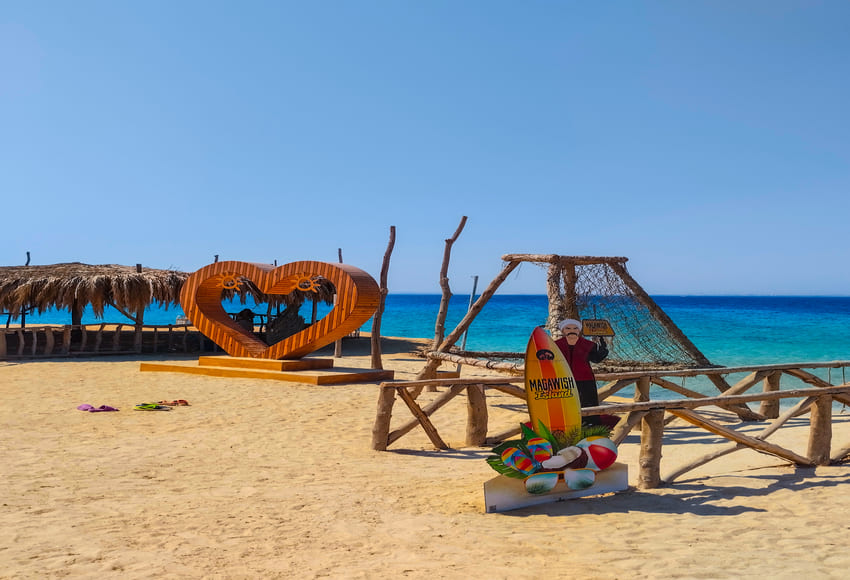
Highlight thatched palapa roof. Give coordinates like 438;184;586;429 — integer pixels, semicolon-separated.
0;262;339;326
0;263;188;325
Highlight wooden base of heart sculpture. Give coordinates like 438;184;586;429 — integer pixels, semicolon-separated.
179;260;381;359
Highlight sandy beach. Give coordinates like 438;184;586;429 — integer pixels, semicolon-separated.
3;336;850;579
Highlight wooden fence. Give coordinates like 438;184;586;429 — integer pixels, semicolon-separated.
372;360;850;488
0;324;220;358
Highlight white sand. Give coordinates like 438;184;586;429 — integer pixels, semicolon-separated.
3;337;850;579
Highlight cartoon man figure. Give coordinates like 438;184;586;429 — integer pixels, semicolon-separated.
554;318;609;425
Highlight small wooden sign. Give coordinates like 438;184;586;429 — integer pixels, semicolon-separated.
581;319;615;337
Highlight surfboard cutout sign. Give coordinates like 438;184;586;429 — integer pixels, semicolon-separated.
524;326;582;441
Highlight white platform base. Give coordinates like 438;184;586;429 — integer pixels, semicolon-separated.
484;462;629;513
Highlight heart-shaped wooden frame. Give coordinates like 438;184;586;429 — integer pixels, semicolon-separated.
180;260;380;359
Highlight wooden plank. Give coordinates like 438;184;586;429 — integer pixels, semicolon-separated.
198;356;333;371
139;361;393;384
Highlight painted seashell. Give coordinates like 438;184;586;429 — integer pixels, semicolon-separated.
501;447;535;475
576;437;618;471
526;437;553;462
540;455;568;470
524;471;559;495
563;468;596;490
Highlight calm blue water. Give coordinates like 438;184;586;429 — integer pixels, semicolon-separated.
10;294;850;367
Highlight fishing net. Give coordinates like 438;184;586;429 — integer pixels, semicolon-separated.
538;259;708;370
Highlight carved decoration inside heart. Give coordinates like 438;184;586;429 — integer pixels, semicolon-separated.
180;261;380;359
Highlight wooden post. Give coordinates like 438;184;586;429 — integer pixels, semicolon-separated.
334;248;344;358
638;408;665;489
760;371;781;419
561;258;579;320
371;225;396;370
16;329;24;356
62;326;71;354
372;388;397;451
79;326;88;352
545;260;564;333
0;330;6;358
112;324;123;351
465;384;488;446
415;259;520;380
635;375;651;402
808;395;833;465
94;323;105;353
432;216;468;367
45;327;55;355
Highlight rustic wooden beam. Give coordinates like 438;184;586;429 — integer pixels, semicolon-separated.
415;259;521;380
485;425;522;445
610;410;647;446
426;351;524;374
664;396;818;483
381;377;522;389
808;395;833;465
545;262;564;332
500;254;629;266
784;368;850;407
596;360;850;381
371;225;396;371
638;408;665;489
396;388;449;450
598;378;635;401
562;261;579;322
486;383;527;399
578;383;850;415
371;387;397;451
387;385;467;446
760;371;782;419
466;384;488;446
668;408;814;466
433;216;468;350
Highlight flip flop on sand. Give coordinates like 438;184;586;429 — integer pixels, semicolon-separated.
133;403;172;411
158;400;190;406
77;404;119;412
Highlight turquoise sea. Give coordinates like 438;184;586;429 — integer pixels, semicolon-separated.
11;294;850;367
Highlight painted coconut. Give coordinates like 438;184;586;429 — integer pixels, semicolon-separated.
563;468;596;490
575;437;618;471
557;445;588;469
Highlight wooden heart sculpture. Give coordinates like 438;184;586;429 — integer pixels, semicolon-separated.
180;260;380;359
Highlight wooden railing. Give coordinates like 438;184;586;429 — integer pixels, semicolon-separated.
372;360;850;488
0;324;221;358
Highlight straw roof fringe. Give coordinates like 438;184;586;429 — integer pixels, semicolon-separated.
0;263;188;320
0;262;338;323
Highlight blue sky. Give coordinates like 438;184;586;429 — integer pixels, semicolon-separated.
2;1;848;295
